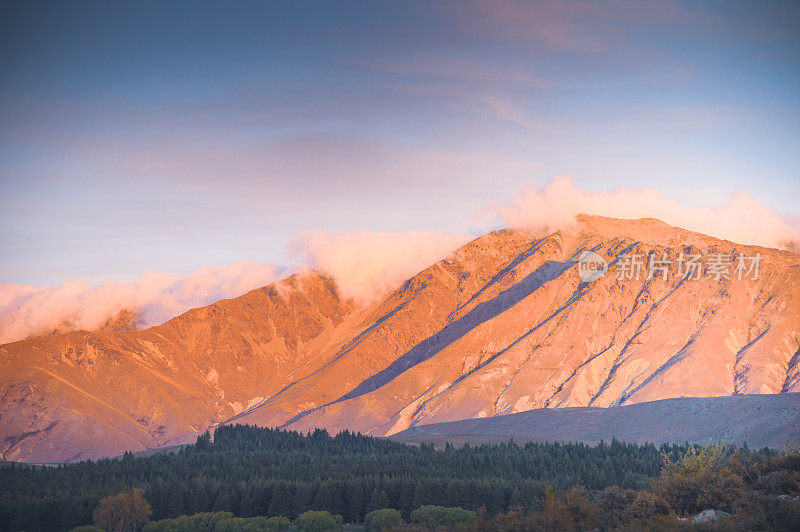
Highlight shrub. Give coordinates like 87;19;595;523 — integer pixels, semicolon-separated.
295;510;343;531
561;487;601;529
143;513;291;532
94;488;152;532
751;450;800;496
595;486;635;528
215;515;292;531
143;511;233;531
653;442;745;514
729;491;800;531
623;490;672;524
364;508;402;531
410;506;476;529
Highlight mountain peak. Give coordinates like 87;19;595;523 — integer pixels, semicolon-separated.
2;219;798;461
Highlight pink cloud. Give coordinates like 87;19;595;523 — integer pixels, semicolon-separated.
290;230;471;304
0;230;471;343
492;175;800;249
3;177;797;344
0;261;282;344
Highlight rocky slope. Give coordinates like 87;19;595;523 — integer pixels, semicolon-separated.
1;216;799;461
0;274;360;461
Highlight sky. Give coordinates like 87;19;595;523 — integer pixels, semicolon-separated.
1;0;799;289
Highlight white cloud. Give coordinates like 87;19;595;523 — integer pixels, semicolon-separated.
290;229;471;304
492;175;800;249
0;261;282;344
3;176;798;344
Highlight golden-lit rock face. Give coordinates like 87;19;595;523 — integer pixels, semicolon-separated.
2;216;799;462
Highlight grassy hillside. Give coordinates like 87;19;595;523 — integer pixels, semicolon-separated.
390;393;800;449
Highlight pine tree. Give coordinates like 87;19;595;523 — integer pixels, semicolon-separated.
509;487;524;509
343;481;361;522
314;482;335;513
412;481;426;510
213;490;234;513
293;483;315;517
61;501;88;531
167;487;184;518
400;481;415;518
367;487;389;513
239;490;257;517
267;482;294;518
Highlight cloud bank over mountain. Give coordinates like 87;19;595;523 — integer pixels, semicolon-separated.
0;231;469;343
1;177;798;344
0;261;282;344
291;230;471;304
493;175;800;249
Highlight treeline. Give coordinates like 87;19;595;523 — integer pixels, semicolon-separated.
0;425;777;531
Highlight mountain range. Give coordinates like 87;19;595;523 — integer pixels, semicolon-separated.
2;215;799;462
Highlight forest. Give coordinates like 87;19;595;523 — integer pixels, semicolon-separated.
1;425;798;531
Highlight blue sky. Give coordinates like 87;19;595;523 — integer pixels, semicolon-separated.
1;1;798;285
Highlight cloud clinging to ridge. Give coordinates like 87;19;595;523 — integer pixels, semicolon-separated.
0;261;282;344
1;176;798;345
290;229;472;304
492;175;800;249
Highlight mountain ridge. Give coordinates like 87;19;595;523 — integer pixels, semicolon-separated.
2;215;799;462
